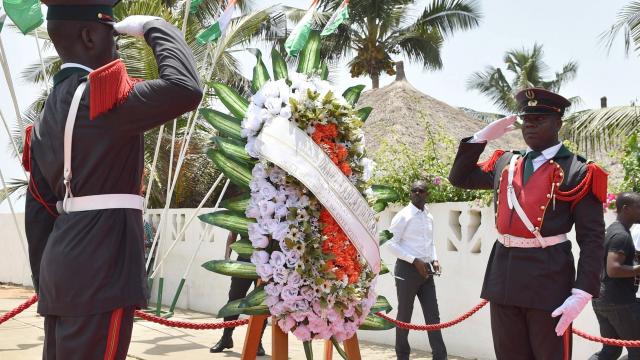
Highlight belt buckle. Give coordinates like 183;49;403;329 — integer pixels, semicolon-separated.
503;234;511;248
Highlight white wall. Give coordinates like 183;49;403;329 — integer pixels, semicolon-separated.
0;204;619;359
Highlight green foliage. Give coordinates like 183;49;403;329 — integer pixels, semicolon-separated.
619;133;640;193
372;123;490;204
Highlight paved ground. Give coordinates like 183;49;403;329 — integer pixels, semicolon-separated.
0;284;470;359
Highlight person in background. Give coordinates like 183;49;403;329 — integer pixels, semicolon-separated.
384;180;447;360
590;192;640;360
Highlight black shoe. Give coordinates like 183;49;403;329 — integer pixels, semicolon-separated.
209;337;233;353
257;342;266;356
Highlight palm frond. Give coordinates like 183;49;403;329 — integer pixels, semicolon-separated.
599;1;640;56
385;26;444;70
563;105;640;151
0;178;28;203
466;66;516;113
415;0;481;37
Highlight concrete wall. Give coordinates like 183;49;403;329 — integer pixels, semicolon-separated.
0;204;619;359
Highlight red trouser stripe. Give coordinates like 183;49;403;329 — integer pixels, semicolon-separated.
563;326;571;360
104;308;124;360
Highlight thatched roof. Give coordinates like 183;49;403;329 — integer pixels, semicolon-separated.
357;61;523;161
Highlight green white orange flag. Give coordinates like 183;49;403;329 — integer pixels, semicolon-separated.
196;0;236;44
285;0;319;57
321;0;348;36
2;0;43;34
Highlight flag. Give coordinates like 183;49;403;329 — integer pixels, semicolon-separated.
196;0;236;44
0;12;6;34
285;0;319;57
321;0;348;36
189;0;204;14
2;0;43;35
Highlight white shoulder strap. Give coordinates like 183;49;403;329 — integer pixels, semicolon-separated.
506;154;546;247
63;81;87;206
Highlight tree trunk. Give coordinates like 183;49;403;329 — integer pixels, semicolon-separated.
372;74;379;89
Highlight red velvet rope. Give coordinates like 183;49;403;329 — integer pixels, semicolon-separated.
0;294;38;325
374;299;489;331
4;295;640;346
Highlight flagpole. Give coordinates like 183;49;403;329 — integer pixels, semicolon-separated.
0;37;24;143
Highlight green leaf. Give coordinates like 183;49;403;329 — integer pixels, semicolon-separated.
239;286;266;308
198;210;255;235
342;85;366;106
250;49;271;94
372;200;388;213
371;185;401;203
211;82;249;118
359;314;395;330
357;107;373;122
370;295;393;314
380;262;389;275
212;137;254;164
217;298;270;317
303;340;314;360
200;108;243;141
297;30;321;75
320;63;329;80
230;239;254;258
379;230;393;246
206;150;252;188
221;193;251;212
330;337;348;360
271;48;289;81
201;260;259;279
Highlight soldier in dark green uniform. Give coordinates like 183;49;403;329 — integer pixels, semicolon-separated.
449;88;606;359
24;1;202;358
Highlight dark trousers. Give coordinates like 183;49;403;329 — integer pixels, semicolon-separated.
394;260;447;360
221;257;267;341
490;302;571;360
43;306;135;360
589;299;640;360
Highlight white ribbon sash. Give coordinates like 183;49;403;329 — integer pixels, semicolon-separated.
254;117;381;273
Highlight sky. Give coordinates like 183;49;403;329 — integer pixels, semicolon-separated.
0;0;639;212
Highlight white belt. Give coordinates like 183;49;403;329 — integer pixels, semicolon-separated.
59;81;143;214
57;194;144;214
498;233;568;248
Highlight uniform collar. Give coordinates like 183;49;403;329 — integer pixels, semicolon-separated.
525;142;573;161
53;63;94;87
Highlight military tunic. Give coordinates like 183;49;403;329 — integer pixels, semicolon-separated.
25;20;203;317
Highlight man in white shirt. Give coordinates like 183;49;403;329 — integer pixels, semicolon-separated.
386;180;447;360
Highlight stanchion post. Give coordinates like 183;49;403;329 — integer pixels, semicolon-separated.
343;333;362;360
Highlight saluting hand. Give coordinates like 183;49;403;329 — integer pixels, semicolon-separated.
473;115;518;143
114;15;163;37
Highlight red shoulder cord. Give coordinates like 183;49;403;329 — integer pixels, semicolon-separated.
22;124;58;218
477;150;505;173
555;163;608;209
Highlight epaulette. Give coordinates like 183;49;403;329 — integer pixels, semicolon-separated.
556;161;608;206
477;150;505;172
88;59;141;120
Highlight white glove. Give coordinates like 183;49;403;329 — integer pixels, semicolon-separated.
551;288;592;336
472;115;517;143
113;16;162;37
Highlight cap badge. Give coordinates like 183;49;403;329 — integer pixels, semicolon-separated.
528;100;538;106
525;90;535;100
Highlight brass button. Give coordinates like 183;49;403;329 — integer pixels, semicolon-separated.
547;194;551;198
550;160;555;164
540;206;545;210
98;13;103;19
537;217;542;221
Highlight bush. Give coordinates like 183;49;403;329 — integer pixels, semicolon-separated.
371;124;491;205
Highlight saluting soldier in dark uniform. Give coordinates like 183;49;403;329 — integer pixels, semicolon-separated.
23;1;202;358
449;88;606;359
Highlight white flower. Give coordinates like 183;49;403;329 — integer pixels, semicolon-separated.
362;158;375;182
273;267;289;284
274;204;288;219
262;81;280;98
269;167;287;184
279;105;292;120
252;91;267;107
258;182;278;200
256;263;273;281
245;137;259;158
272;221;291;241
270;251;287;267
246;204;260;218
251;250;270;265
258;200;276;218
252;163;267;179
265;97;283;115
248;222;266;239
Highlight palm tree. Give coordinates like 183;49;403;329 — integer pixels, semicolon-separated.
467;43;579;114
562;1;640;151
301;0;481;89
2;0;286;208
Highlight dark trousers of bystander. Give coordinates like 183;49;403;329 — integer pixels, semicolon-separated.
394;259;447;360
589;299;640;360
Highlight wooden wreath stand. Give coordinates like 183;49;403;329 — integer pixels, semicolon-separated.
240;315;362;360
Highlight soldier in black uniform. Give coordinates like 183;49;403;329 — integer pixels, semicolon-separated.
449;88;606;359
24;1;202;359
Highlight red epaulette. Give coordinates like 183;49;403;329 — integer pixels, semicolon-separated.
88;59;141;120
477;150;505;173
556;162;608;208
